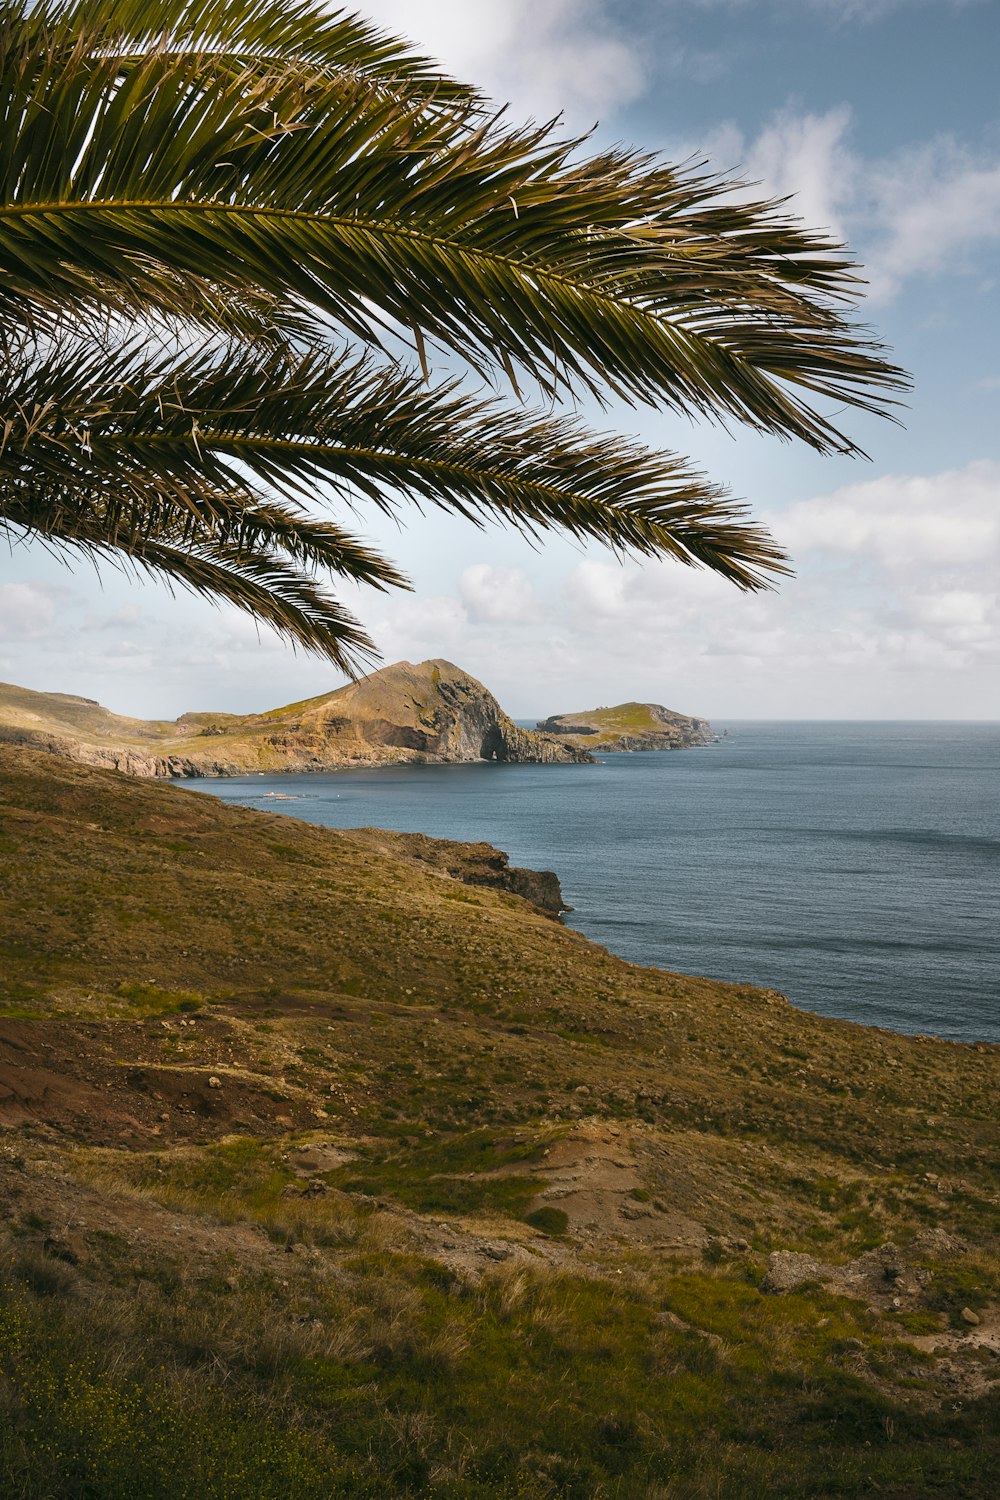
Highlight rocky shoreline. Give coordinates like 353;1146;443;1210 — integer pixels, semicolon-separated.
345;827;570;918
0;666;720;781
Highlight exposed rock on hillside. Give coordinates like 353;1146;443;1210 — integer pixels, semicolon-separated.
0;660;592;778
537;700;716;751
346;827;569;917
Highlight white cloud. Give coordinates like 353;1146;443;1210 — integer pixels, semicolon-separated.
692;108;1000;303
0;582;64;641
761;463;1000;680
359;0;645;123
744;106;855;243
563;559;630;620
773;460;1000;572
459;564;542;624
82;604;142;633
864;141;1000;300
489;458;999;714
370;592;470;663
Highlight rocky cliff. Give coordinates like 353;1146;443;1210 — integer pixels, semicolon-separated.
345;827;569;918
0;661;592;778
537;701;716;752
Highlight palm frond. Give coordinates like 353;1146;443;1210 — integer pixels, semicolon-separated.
0;0;912;670
27;0;478;100
1;479;383;671
2;332;789;591
0;1;909;452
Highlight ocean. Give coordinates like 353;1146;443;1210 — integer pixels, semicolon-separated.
187;722;1000;1043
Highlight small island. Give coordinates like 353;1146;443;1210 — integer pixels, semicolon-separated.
537;700;716;752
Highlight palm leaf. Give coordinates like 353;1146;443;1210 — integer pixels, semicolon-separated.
2;477;384;672
28;0;477;100
0;2;908;453
2;332;789;591
0;0;912;669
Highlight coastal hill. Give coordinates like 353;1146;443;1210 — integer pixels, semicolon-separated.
537;700;716;751
0;658;592;777
1;743;998;1496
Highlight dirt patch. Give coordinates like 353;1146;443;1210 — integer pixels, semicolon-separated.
0;1019;318;1146
286;1142;359;1174
526;1122;707;1251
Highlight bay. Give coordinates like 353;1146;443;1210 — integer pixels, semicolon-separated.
186;721;1000;1043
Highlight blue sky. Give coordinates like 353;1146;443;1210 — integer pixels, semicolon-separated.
2;0;998;719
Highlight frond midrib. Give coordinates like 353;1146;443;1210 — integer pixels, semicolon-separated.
0;196;883;345
119;429;712;515
112;430;789;581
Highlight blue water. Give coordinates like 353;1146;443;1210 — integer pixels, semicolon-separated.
186;722;1000;1043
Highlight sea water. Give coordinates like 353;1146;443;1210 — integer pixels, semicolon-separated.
187;722;999;1043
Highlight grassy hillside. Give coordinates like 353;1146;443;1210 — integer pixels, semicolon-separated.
1;745;998;1498
0;679;183;743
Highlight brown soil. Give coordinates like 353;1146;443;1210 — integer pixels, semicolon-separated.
0;1016;319;1145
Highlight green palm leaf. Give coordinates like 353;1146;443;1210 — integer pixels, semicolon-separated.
2;333;789;593
1;2;907;451
28;0;476;98
2;472;388;671
0;0;910;667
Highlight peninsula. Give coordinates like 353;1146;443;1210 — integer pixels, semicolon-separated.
0;659;592;778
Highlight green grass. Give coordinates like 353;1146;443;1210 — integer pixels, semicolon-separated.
524;1206;569;1236
327;1128;548;1220
3;1253;999;1500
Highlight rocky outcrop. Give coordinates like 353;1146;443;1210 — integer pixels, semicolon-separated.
761;1242;928;1304
537;701;716;752
346;827;570;918
0;660;593;779
311;660;590;768
0;727;180;780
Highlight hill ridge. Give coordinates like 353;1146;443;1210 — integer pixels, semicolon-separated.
0;658;593;777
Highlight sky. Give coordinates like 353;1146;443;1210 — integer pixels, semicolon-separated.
2;0;999;720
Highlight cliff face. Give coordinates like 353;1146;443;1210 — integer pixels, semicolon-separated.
0;661;593;778
296;660;589;770
537;701;716;752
